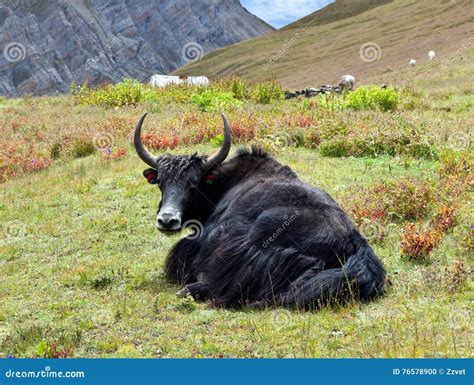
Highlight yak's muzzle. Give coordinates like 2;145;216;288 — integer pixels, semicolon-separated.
156;209;182;231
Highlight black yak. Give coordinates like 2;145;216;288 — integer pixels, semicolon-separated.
134;113;385;309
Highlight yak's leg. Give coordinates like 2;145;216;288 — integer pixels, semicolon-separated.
176;281;212;301
168;225;224;297
165;237;202;284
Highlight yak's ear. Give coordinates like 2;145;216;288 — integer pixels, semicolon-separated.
143;168;158;184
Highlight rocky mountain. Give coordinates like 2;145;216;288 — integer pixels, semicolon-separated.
0;0;273;96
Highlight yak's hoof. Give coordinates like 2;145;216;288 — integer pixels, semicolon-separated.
176;287;190;298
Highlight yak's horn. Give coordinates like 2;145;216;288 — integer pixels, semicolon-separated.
134;113;157;168
206;113;231;169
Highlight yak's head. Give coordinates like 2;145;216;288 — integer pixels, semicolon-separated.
134;113;231;233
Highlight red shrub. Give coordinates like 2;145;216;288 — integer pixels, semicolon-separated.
25;158;53;172
400;223;441;260
295;114;313;128
101;147;127;161
231;121;255;141
142;133;180;150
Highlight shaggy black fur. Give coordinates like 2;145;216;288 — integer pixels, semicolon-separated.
145;146;386;309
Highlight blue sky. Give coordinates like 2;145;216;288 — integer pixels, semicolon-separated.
241;0;333;28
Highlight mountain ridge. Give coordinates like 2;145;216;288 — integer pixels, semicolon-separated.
0;0;273;96
174;0;473;88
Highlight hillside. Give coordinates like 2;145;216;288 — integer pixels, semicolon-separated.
283;0;393;29
0;0;273;96
174;0;473;88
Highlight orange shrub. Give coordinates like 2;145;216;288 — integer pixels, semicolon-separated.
230;121;255;141
431;204;458;232
101;147;127;161
295;114;313;128
142;133;180;150
400;223;441;260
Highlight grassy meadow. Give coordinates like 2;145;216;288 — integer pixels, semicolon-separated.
0;50;472;358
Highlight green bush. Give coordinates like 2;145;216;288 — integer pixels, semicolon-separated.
70;81;78;96
406;142;438;159
319;139;351;157
50;143;62;160
71;138;95;158
209;134;224;146
345;85;399;111
230;78;250;100
317;93;345;111
399;86;425;110
190;89;242;112
75;79;160;107
251;81;284;104
72;77;282;108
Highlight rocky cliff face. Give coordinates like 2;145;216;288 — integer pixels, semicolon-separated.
0;0;272;96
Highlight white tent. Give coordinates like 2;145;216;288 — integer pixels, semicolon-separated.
149;75;183;88
148;74;210;88
187;76;209;86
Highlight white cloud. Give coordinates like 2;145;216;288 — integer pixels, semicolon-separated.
241;0;334;28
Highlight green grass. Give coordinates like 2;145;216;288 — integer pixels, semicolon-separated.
0;145;471;358
0;44;472;357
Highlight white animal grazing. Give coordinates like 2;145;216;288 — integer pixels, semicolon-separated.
409;59;416;67
186;76;209;86
149;75;183;88
339;74;355;90
428;50;436;61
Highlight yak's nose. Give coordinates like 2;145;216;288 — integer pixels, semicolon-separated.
156;210;182;231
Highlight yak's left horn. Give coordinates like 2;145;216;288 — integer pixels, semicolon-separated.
134;113;157;168
206;113;231;169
